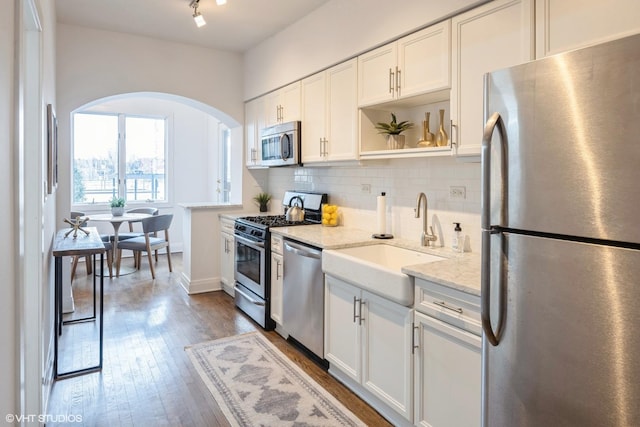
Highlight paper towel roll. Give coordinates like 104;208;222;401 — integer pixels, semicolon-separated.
377;192;386;235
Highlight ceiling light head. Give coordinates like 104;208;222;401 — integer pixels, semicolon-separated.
216;0;227;5
190;0;206;27
193;10;206;27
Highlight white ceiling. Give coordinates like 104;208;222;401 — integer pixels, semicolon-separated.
55;0;330;53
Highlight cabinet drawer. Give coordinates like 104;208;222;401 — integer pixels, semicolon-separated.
415;278;481;336
220;217;234;234
271;234;283;255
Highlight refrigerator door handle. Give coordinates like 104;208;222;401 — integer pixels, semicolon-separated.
481;111;507;346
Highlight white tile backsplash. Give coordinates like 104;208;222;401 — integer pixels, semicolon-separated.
268;156;482;252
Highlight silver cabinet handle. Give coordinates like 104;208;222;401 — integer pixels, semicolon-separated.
396;66;401;96
389;68;394;94
481;111;508;347
412;323;419;354
276;260;281;280
358;299;365;325
353;296;359;323
433;300;463;314
450;120;457;148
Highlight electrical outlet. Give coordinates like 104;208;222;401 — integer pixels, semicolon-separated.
449;186;466;200
361;184;371;193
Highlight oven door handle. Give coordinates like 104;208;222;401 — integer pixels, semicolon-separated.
234;285;266;306
234;234;265;249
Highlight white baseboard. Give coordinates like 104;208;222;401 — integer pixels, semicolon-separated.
179;272;221;294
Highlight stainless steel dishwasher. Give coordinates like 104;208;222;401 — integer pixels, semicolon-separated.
282;238;324;361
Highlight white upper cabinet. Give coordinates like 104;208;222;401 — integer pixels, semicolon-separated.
535;0;640;58
301;59;358;164
244;97;266;168
451;0;534;157
358;21;451;107
265;81;301;126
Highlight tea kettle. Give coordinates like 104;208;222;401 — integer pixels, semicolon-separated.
286;196;305;222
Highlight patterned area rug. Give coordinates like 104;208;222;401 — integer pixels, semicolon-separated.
185;332;366;427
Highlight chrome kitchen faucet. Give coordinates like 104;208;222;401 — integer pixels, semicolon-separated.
415;192;438;247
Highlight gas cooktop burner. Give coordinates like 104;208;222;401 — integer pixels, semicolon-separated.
238;215;315;227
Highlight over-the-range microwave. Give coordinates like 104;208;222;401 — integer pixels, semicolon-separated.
260;121;301;167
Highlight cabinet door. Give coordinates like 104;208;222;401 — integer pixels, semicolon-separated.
220;231;235;292
361;291;414;422
358;42;397;107
265;90;281;126
414;311;481;427
535;0;640;58
451;0;534;157
270;252;284;325
398;20;451;98
301;72;327;163
326;59;358;162
324;275;361;382
244;98;262;167
280;81;301;122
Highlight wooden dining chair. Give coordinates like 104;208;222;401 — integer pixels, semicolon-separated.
115;214;173;279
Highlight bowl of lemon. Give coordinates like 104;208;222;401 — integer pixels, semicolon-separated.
322;204;339;227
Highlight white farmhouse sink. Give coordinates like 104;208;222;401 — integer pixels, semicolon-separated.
322;244;445;306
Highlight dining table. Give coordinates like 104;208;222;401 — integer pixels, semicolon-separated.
90;212;151;275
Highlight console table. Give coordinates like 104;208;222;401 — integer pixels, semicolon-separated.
52;227;105;380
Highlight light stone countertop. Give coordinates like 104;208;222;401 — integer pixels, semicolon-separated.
179;202;243;210
269;224;481;296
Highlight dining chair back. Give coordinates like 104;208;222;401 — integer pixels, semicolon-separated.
116;214;173;279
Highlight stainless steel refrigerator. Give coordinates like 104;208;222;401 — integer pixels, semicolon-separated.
481;33;640;426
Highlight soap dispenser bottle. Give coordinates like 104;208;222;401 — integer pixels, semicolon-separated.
452;222;463;253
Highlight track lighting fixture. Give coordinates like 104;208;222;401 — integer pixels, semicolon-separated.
190;0;206;27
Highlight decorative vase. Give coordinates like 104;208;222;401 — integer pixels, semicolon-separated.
417;112;436;147
435;109;448;147
111;207;124;216
386;134;405;150
259;203;268;213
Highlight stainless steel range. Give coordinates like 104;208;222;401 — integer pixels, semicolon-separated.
233;191;327;329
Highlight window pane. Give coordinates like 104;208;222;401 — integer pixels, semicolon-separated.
73;113;118;204
125;116;166;202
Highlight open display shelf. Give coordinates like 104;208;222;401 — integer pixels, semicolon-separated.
359;90;453;159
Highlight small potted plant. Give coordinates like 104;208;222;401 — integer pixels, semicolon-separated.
253;192;272;213
110;196;126;216
375;112;414;149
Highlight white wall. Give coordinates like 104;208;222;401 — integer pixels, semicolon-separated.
269;157;482;252
55;24;258;231
0;0;16;418
243;0;487;99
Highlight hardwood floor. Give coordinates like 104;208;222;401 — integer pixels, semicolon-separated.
47;254;392;426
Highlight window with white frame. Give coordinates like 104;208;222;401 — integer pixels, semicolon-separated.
73;112;167;205
218;124;231;203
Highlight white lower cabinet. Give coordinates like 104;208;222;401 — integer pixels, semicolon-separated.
325;274;414;425
414;278;482;427
414;311;481;427
270;235;284;326
219;218;235;296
